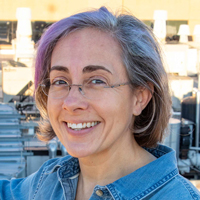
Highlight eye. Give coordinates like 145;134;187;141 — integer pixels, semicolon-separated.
52;79;69;86
85;78;108;89
90;79;106;85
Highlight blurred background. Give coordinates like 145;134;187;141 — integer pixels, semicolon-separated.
1;0;200;189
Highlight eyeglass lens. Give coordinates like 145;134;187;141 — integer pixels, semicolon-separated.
41;79;109;100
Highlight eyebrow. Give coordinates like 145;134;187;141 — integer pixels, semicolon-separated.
50;66;69;73
50;65;112;74
83;65;112;74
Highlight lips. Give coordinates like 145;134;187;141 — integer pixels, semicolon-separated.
67;121;100;131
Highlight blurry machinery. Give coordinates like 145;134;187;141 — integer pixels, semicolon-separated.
153;10;167;42
177;90;200;178
47;139;68;159
13;7;34;67
0;22;10;43
32;21;47;43
164;118;181;159
0;104;34;180
47;139;58;159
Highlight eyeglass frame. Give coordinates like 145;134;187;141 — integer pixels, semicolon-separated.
39;78;131;99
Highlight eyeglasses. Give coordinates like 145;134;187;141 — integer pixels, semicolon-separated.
39;78;131;100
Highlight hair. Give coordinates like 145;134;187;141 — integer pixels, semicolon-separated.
35;6;171;148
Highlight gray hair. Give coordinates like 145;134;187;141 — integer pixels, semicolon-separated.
35;7;171;147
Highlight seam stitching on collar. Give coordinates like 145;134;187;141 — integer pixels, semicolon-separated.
32;165;47;200
45;156;76;174
131;168;179;200
177;175;200;199
106;185;120;200
45;165;61;174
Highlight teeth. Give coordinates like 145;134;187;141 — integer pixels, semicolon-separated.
71;123;77;129
87;122;91;128
77;123;82;128
74;128;81;131
67;121;99;130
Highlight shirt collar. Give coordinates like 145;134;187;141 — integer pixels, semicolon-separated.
45;156;80;178
45;144;178;199
106;145;179;199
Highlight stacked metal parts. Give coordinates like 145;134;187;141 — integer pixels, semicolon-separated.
0;104;26;180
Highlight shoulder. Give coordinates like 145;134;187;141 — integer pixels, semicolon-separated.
153;174;200;200
175;175;200;199
0;155;73;200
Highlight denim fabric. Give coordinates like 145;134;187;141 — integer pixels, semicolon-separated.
0;144;200;200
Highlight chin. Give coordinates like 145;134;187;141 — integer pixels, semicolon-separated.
65;144;95;158
68;151;93;159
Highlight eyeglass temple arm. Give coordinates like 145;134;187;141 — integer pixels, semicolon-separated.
105;82;131;88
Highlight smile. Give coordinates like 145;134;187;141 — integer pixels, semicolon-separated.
67;121;99;131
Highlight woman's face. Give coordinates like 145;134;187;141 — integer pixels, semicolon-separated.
47;28;138;158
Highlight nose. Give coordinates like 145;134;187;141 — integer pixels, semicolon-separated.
62;85;89;113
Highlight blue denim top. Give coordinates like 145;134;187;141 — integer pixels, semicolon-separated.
0;144;200;200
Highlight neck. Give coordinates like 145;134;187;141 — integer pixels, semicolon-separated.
77;136;156;190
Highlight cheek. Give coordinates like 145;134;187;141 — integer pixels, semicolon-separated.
47;98;60;122
47;99;64;138
99;93;133;122
47;98;52;118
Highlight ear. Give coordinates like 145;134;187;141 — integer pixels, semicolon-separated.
132;84;154;116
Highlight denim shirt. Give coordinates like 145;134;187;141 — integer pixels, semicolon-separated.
1;144;200;200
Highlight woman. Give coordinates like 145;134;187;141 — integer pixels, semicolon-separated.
1;7;200;200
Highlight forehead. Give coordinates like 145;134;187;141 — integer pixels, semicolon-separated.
50;28;126;77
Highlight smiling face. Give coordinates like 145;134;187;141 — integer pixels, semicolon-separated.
47;28;139;158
